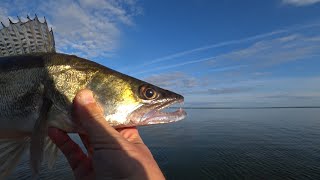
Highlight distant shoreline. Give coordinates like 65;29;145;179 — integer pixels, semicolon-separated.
170;106;320;109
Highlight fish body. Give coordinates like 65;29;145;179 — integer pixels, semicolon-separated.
0;16;186;177
0;53;185;135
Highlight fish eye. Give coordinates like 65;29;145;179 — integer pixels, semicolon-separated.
140;85;158;100
145;88;155;99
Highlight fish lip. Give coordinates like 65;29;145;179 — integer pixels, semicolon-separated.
139;99;187;125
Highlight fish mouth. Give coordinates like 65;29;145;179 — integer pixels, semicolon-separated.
139;99;187;125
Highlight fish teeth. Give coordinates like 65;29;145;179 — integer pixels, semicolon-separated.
141;109;157;121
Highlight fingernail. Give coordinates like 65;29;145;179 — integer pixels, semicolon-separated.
79;90;95;105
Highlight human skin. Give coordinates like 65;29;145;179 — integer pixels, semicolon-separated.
48;89;165;180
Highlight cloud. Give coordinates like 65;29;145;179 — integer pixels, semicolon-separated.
133;33;320;75
132;57;216;75
143;72;197;90
141;30;285;66
207;87;253;95
142;33;320;74
220;34;320;66
282;0;320;6
196;65;248;76
125;22;320;76
184;76;320;107
142;71;252;95
140;22;320;67
253;72;271;77
0;0;141;58
262;93;318;100
0;7;8;23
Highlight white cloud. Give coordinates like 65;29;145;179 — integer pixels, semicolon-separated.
186;76;320;107
125;22;320;76
207;87;253;95
132;57;216;75
143;72;197;91
0;0;141;58
131;32;320;75
141;29;286;66
282;0;320;6
220;34;320;66
0;7;9;25
139;23;320;67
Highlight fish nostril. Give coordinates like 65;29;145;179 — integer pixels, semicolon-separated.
175;94;184;100
177;97;184;103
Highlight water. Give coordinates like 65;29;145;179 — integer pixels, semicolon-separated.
10;108;320;179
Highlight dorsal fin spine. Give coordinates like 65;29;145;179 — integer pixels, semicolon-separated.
29;20;37;53
11;23;24;55
0;15;56;56
8;18;13;24
22;21;32;54
1;27;14;56
36;20;46;52
0;28;6;56
49;27;55;51
34;14;39;21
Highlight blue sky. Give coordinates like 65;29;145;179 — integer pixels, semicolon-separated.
1;0;320;107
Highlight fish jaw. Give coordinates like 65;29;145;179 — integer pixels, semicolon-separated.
127;95;187;126
140;108;186;125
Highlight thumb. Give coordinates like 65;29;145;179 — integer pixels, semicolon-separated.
73;89;124;144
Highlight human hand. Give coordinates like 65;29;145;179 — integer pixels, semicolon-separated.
48;89;165;180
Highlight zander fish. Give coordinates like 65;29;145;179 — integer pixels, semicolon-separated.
0;16;186;178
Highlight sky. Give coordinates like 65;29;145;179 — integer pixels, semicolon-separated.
1;0;320;107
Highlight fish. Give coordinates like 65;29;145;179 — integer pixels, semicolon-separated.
0;15;186;178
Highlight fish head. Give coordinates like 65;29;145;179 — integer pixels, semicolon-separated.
89;71;186;127
126;83;186;127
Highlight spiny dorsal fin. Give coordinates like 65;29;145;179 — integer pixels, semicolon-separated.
0;15;55;57
34;14;39;21
8;18;13;24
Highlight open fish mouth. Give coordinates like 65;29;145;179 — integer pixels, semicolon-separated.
140;99;187;125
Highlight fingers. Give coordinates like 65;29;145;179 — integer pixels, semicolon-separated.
116;127;144;144
72;89;124;144
48;128;91;171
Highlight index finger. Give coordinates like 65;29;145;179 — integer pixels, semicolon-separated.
116;127;144;144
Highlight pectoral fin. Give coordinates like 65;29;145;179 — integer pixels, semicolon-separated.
0;135;58;179
44;137;58;169
0;138;30;178
30;97;52;176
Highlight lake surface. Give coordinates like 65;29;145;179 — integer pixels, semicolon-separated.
10;108;320;179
